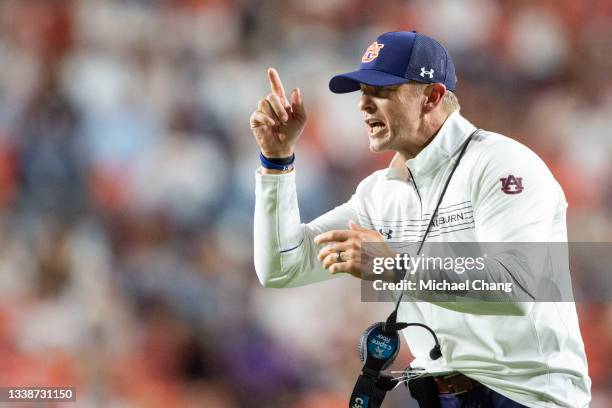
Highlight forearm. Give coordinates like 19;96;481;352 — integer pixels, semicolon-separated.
254;168;348;288
254;169;304;287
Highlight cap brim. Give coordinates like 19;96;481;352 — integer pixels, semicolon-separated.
329;69;409;94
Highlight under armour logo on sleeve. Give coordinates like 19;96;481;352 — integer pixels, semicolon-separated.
500;175;524;194
420;67;434;78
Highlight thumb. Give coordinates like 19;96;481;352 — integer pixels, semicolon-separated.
348;220;368;232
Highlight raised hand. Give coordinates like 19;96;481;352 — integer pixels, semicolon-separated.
250;68;307;158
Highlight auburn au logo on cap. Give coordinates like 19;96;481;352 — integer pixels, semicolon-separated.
361;42;384;63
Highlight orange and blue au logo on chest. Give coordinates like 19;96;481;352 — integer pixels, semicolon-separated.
361;42;385;63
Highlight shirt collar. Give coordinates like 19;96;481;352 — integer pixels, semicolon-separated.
385;111;477;181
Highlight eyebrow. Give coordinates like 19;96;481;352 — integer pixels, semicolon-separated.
361;84;400;93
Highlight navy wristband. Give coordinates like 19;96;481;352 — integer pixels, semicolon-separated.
260;152;295;170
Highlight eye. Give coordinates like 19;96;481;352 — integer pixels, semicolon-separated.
374;87;390;98
361;85;393;98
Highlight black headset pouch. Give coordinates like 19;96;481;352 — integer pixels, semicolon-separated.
408;376;441;408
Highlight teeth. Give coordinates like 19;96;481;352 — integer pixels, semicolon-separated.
366;120;386;134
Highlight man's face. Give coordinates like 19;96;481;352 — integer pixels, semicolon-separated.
359;83;424;153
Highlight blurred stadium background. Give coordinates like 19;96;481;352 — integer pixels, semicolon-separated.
0;0;610;406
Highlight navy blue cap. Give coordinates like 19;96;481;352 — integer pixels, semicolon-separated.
329;31;456;93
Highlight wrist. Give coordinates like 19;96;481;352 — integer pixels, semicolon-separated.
261;149;294;159
259;152;295;171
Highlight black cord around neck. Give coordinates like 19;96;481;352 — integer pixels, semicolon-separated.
391;129;479;315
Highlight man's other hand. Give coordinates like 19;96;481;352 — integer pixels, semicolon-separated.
314;221;395;280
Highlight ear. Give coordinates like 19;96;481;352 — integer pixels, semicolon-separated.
423;83;446;113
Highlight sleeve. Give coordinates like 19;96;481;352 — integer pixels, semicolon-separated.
254;169;359;288
469;140;567;313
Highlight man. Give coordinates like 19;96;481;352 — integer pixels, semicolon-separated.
250;31;591;407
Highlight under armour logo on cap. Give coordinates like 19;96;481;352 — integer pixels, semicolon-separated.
420;67;434;79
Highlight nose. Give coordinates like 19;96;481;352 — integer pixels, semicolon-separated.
359;93;376;114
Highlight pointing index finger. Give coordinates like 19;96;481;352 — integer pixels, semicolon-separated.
314;230;355;245
268;67;290;108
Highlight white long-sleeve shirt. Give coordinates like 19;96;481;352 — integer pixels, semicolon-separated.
253;111;591;407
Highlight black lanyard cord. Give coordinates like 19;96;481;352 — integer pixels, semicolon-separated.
391;129;479;316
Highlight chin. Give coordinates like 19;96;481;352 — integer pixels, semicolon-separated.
369;140;391;153
368;129;394;152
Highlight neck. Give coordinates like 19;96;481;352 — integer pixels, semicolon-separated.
396;110;451;160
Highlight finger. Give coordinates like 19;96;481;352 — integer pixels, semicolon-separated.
290;87;306;119
314;230;356;245
321;249;357;270
268;67;290;108
318;244;338;262
329;259;361;277
258;99;275;119
317;241;355;261
250;111;275;128
256;99;278;126
259;98;284;125
266;93;289;123
322;252;338;270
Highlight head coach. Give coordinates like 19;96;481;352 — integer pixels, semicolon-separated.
249;31;591;407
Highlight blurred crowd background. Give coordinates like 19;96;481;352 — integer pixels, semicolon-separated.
0;0;610;407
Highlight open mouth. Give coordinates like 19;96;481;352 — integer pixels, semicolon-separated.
365;118;387;136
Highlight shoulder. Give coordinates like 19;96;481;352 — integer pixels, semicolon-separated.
467;130;553;180
466;130;565;206
353;168;390;196
469;130;540;161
